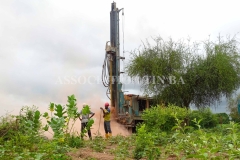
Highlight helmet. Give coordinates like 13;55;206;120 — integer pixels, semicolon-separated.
83;103;87;107
105;102;109;107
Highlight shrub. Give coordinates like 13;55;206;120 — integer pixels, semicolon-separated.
188;108;218;128
0;114;18;142
227;93;240;123
142;105;218;132
134;124;161;160
141;104;190;132
215;113;230;124
0;95;85;160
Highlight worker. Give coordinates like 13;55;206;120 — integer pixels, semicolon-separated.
79;103;95;140
100;102;112;138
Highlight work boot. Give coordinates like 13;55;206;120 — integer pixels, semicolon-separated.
108;133;112;138
105;133;108;139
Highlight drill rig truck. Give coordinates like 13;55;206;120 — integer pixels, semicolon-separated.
102;2;154;133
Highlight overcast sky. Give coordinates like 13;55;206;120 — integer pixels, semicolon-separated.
0;0;240;116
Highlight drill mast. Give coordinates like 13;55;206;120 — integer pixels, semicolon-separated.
103;2;124;117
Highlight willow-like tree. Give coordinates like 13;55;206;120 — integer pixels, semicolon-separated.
126;36;240;108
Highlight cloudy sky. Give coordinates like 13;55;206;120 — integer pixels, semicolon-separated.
0;0;240;116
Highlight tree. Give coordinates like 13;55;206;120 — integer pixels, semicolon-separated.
126;36;240;108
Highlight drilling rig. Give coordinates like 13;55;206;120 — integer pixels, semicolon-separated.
102;2;154;132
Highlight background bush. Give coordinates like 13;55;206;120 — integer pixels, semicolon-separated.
142;104;218;132
188;108;218;128
215;113;230;124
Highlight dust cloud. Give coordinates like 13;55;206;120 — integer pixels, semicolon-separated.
66;107;131;139
42;95;131;139
43;109;131;139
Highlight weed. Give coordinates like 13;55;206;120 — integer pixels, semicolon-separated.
88;136;106;152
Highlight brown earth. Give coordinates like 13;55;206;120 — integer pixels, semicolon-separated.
67;147;116;160
67;146;189;160
66;137;197;160
67;136;134;160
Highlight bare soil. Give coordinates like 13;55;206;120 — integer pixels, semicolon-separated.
67;144;186;160
67;137;133;160
67;147;116;160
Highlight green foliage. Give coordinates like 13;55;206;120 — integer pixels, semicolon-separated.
2;95;240;160
227;93;240;122
66;95;79;119
188;108;218;128
135;120;240;159
54;104;67;118
109;135;135;159
43;94;92;140
215;113;230;124
0;114;19;141
79;104;94;138
0;95;100;160
82;104;91;115
134;124;161;160
66;134;84;148
192;118;203;130
142;104;218;132
126;35;240;108
88;136;106;152
142;104;190;132
171;113;193;133
0;106;72;160
17;106;42;135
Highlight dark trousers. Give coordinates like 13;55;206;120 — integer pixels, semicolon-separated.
81;122;92;139
104;121;112;134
